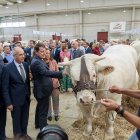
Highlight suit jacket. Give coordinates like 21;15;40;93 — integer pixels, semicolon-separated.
0;55;4;106
24;47;33;64
70;48;84;59
85;47;92;54
2;61;31;106
30;56;62;99
51;48;60;63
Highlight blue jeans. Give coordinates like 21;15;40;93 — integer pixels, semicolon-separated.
128;129;139;140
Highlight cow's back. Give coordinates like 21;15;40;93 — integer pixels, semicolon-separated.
131;39;140;55
98;45;138;91
103;45;137;65
130;40;140;88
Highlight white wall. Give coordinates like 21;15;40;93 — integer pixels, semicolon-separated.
0;0;140;41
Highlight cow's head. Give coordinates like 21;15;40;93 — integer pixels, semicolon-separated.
58;54;114;106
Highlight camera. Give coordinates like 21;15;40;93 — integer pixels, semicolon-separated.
36;124;68;140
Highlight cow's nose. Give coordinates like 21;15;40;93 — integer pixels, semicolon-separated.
80;98;84;103
80;97;94;104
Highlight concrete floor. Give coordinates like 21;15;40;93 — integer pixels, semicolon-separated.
6;93;79;140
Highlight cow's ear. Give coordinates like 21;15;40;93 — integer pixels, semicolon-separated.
97;65;114;75
94;57;105;62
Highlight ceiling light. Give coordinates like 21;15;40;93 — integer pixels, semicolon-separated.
46;3;51;6
80;0;84;3
123;10;126;12
17;0;23;3
65;14;68;16
88;12;91;15
7;2;13;5
5;6;9;8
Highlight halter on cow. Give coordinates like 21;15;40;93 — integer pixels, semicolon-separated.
73;56;97;96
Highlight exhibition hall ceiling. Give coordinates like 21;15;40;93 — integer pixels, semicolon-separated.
0;0;28;6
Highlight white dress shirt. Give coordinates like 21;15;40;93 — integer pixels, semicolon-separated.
14;60;26;79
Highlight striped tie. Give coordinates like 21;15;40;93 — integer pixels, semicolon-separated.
19;64;26;82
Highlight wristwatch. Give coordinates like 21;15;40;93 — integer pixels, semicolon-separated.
115;105;125;117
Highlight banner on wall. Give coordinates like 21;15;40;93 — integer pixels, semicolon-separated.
110;22;126;33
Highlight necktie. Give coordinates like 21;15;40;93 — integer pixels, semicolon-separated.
19;64;26;82
51;49;55;58
73;49;76;59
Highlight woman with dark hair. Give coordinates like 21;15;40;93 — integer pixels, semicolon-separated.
44;49;60;121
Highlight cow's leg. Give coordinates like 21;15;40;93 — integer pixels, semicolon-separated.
83;116;93;136
104;111;116;140
79;105;93;136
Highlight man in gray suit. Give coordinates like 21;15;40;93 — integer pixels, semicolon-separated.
70;40;84;60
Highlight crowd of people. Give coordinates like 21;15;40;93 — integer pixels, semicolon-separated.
0;37;136;140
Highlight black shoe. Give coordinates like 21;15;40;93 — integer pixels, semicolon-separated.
54;116;59;121
48;116;52;121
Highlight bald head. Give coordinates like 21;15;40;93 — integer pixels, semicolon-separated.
13;47;23;55
71;40;79;49
13;47;25;64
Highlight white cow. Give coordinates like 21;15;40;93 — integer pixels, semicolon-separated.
130;39;140;88
59;45;138;140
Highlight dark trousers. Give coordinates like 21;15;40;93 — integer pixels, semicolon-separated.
0;106;6;140
35;96;49;130
11;99;30;136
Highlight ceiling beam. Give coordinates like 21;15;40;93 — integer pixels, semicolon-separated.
0;3;140;17
6;0;16;4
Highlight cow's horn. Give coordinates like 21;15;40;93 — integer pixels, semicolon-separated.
58;61;72;67
80;56;90;82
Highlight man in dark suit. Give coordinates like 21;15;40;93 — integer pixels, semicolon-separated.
2;47;32;140
70;40;84;60
83;41;92;54
30;43;63;130
0;53;9;140
50;41;60;63
24;40;36;64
